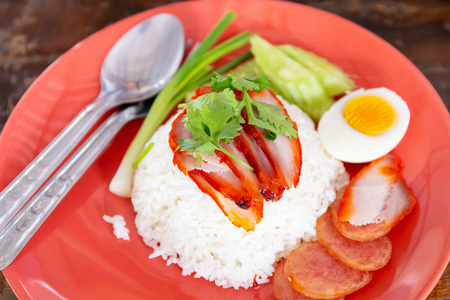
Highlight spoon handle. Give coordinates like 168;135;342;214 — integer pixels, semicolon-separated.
0;91;117;232
0;104;142;270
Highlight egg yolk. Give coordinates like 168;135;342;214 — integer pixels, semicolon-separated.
343;94;398;136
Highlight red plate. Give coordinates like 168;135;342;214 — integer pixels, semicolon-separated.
1;1;449;299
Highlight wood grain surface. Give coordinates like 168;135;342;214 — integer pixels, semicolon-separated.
0;0;448;299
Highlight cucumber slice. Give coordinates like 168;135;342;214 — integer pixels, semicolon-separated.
278;45;355;97
250;35;333;122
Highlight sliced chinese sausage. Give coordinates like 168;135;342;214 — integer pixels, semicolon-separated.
273;260;345;300
337;154;416;227
316;210;392;271
284;241;372;299
330;190;391;241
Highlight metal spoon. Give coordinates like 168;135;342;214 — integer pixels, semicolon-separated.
0;13;185;232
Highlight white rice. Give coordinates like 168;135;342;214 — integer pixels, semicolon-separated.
131;99;348;289
103;214;130;241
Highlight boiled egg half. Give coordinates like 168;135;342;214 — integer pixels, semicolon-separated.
318;87;410;163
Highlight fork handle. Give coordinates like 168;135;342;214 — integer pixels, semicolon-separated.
0;91;119;232
0;105;139;270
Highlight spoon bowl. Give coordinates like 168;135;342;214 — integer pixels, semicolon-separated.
101;13;184;101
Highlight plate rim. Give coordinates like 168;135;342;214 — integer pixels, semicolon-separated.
2;1;449;299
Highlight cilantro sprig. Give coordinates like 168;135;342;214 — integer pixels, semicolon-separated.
178;73;298;170
210;71;270;92
178;89;251;169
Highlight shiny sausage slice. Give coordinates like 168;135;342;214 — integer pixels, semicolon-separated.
273;260;345;300
317;209;392;271
330;193;391;241
284;241;372;299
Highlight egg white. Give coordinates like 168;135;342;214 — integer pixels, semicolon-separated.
318;87;410;163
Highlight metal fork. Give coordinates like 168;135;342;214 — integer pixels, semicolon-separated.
0;100;152;270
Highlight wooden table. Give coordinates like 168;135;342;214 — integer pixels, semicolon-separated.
0;0;448;299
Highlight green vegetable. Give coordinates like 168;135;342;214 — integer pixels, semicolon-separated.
177;73;298;169
210;72;297;139
184;50;253;100
278;45;355;97
110;11;251;197
240;91;298;139
210;71;270;92
178;89;251;169
250;35;333;122
223;58;282;95
131;142;154;168
184;57;282;101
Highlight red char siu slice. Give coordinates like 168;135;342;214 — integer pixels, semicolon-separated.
337;154;416;227
284;241;372;299
247;90;302;191
168;89;302;231
316;210;392;271
330;191;391;241
188;169;263;232
273;259;345;300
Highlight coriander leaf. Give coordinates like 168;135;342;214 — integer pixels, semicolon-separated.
214;117;242;142
242;91;298;139
231;76;260;91
196;142;218;157
192;96;239;135
211;73;233;92
211;73;270;92
177;73;298;171
184;88;238;111
177;89;249;169
244;69;271;89
262;131;277;141
184;108;212;142
177;138;203;152
195;151;204;166
253;102;298;139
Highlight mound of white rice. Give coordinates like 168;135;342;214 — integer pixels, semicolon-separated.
131;100;348;289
